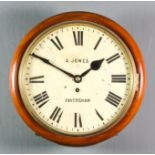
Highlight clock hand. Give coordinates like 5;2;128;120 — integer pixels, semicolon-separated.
80;58;105;77
30;53;75;78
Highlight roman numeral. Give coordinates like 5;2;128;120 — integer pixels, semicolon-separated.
95;109;104;121
50;106;63;123
94;37;102;50
73;31;83;46
105;91;122;107
112;75;126;83
29;75;44;83
33;91;49;108
74;113;82;128
51;36;63;50
106;53;120;64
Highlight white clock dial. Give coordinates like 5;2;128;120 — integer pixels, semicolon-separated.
18;22;137;136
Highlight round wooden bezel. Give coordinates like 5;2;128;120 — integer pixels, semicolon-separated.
10;11;146;146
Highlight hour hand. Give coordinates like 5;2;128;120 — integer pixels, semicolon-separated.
80;58;104;77
30;53;75;78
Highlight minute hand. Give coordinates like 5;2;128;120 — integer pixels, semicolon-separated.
30;53;75;78
80;58;105;77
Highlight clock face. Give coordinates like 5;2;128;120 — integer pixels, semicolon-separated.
18;21;138;136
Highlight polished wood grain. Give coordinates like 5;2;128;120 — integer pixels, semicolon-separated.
10;11;146;146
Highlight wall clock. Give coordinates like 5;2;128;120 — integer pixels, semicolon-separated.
10;12;146;146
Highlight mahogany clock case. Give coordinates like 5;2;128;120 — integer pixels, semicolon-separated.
10;12;146;146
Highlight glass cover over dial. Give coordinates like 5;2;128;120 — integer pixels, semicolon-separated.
18;21;138;136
